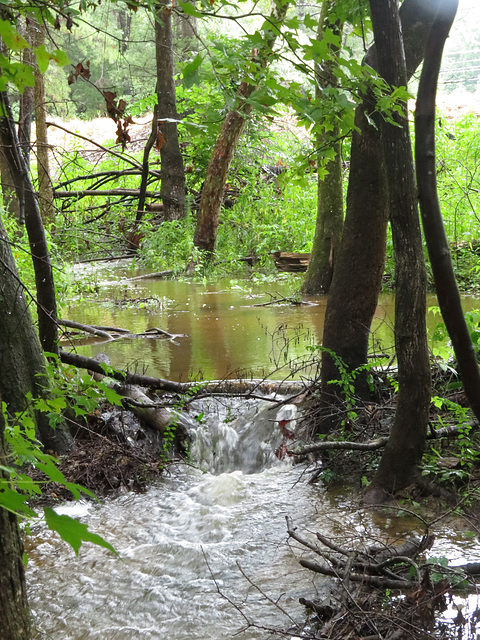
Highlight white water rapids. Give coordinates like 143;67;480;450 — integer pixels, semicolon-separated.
26;398;480;639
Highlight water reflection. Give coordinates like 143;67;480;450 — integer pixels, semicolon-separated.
62;265;480;382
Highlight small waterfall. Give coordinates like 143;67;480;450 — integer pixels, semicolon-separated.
189;399;298;474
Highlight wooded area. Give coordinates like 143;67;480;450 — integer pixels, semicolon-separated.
2;0;480;637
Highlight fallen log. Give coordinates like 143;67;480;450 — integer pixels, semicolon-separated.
58;350;307;397
126;270;174;281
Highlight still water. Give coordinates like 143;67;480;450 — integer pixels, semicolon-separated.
61;261;480;381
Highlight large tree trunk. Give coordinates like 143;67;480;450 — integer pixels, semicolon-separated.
318;0;441;421
416;2;480;419
0;91;59;354
155;0;186;221
367;0;431;496
302;0;344;296
193;0;290;256
0;408;31;640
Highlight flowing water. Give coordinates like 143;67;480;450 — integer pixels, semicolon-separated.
27;264;480;638
27;397;480;640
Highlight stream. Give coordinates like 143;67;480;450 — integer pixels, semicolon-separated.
27;264;480;638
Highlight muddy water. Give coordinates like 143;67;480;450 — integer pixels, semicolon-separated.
62;262;480;381
28;398;480;640
26;264;480;638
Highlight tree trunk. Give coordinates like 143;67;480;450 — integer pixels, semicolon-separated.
174;2;198;61
17;17;34;168
32;19;55;227
0;214;70;452
318;0;441;419
155;0;186;221
0;408;31;640
0;91;59;354
416;2;480;419
302;0;344;295
367;0;431;497
193;0;290;256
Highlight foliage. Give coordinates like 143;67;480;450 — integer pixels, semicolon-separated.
0;357;123;556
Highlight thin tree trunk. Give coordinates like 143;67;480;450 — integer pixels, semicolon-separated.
318;0;441;421
32;19;55;226
175;2;198;61
0;214;70;452
0;92;59;354
367;0;431;497
193;0;290;256
155;0;186;221
416;2;480;420
0;410;31;640
302;0;344;295
17;17;33;168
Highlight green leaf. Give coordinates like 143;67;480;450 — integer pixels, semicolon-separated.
44;507;118;556
50;49;70;67
35;45;50;74
104;386;124;406
182;53;203;89
0;486;37;518
178;0;203;17
0;20;28;51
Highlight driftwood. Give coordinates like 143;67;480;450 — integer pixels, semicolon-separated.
126;270;174;281
291;422;480;457
59;319;114;340
59;320;183;343
287;516;436;591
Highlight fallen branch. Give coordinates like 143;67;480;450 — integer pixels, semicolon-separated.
126;270;174;281
58;350;306;397
59;319;113;340
54;189;161;199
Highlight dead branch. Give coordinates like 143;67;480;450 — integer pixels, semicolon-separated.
59;319;113;340
47;121;142;170
53;189;161;199
58;350;307;398
126;270;174;281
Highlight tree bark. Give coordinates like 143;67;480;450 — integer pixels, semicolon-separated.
0;215;70;453
174;1;198;61
318;0;441;418
0;407;31;640
32;19;55;227
155;0;186;221
302;0;344;295
0;91;59;354
416;2;480;419
193;0;290;256
367;0;431;496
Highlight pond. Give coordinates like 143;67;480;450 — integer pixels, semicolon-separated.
61;261;480;381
